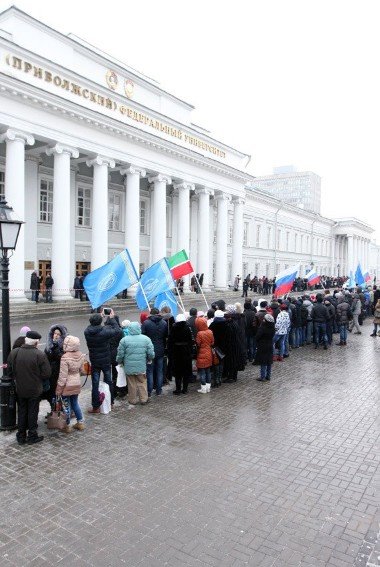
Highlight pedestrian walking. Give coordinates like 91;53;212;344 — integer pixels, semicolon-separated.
56;335;86;433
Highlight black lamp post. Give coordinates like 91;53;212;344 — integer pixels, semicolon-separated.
0;199;24;430
337;264;340;278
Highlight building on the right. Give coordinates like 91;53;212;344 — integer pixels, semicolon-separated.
250;167;322;214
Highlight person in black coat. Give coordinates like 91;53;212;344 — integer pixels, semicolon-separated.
73;274;81;299
141;308;168;396
222;314;244;382
168;314;193;395
44;323;68;409
255;314;275;381
244;302;257;362
84;310;121;411
209;310;228;386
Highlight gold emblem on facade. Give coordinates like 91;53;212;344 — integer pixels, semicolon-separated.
124;79;134;99
106;70;118;90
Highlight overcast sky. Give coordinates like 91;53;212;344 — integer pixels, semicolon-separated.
1;0;379;238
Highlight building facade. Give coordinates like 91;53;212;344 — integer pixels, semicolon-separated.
0;8;379;302
250;169;322;214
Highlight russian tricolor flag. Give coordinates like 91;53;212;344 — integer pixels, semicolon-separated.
306;269;320;287
274;265;299;297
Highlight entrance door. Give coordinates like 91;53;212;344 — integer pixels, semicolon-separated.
39;260;51;294
75;262;91;277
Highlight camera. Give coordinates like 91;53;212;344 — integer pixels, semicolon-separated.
103;308;111;315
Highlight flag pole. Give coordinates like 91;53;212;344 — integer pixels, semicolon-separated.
194;274;209;310
176;285;186;312
138;280;150;310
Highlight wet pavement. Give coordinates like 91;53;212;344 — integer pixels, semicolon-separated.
0;321;379;566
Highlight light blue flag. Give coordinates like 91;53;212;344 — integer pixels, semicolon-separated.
347;270;356;289
83;249;139;308
355;263;365;286
154;290;178;318
135;258;175;310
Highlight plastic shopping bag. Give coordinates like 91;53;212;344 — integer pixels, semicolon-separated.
99;382;111;414
116;364;127;388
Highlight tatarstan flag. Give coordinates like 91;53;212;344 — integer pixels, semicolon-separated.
168;250;194;279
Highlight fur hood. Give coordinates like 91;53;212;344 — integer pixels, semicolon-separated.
45;323;68;351
63;335;80;352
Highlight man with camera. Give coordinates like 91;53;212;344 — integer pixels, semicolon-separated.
84;307;121;413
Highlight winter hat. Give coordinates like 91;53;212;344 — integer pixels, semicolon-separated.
176;314;186;323
259;300;268;308
140;311;149;324
280;304;288;310
197;310;205;317
264;314;274;323
214;310;225;318
226;304;236;313
26;330;41;339
121;319;130;328
19;326;31;337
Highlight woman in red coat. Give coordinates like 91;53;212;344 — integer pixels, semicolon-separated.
195;317;214;394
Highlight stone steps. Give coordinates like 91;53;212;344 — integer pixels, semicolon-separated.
8;290;252;323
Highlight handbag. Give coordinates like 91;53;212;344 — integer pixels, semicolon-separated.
211;347;219;366
116;364;127;388
214;346;225;360
80;360;91;377
47;397;67;430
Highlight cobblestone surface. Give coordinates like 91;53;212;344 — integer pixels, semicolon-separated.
0;322;379;566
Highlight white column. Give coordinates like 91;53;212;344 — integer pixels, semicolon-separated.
148;174;171;262
46;144;79;300
214;193;230;289
171;190;178;254
0;129;34;301
174;182;193;291
347;235;354;273
195;187;214;289
330;236;335;276
365;239;369;269
232;197;245;283
24;156;40;283
70;166;77;294
190;195;198;273
86;156;115;270
120;166;145;274
209;202;214;286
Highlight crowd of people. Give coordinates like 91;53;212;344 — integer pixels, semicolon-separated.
7;284;380;445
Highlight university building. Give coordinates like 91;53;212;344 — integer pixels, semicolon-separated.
0;7;379;301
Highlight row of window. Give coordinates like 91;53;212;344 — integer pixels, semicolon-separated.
25;178;149;234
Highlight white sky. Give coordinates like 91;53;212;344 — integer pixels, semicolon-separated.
1;0;379;238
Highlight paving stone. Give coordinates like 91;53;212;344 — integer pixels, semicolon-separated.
0;320;378;566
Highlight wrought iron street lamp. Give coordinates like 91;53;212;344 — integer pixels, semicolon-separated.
0;199;24;430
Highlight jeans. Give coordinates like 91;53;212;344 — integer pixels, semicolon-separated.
198;367;211;385
146;356;164;395
326;321;333;345
213;360;224;385
314;322;328;346
306;321;313;344
291;327;302;348
91;365;114;408
273;333;286;357
260;364;272;380
45;289;53;302
372;323;378;335
62;394;83;424
284;331;290;356
339;324;348;342
246;335;256;361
